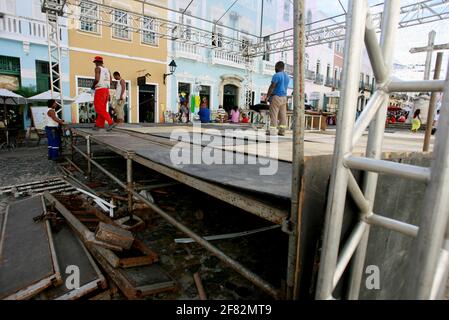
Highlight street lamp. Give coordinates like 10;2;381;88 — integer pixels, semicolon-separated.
164;60;177;85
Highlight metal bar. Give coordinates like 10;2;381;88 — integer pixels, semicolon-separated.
423;52;443;152
347;172;370;214
406;60;449;299
288;0;306;301
387;80;445;92
333;222;368;289
348;0;401;300
410;43;449;53
429;244;449;299
315;0;368;300
86;135;92;178
344;156;431;183
126;154;133;214
366;213;419;238
65;156;84;174
71;142;280;298
364;13;388;83
352;91;388;148
424;31;436;81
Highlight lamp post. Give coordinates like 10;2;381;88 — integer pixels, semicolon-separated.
164;60;177;85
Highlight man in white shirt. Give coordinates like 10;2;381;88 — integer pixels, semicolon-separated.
112;71;126;124
91;56;116;131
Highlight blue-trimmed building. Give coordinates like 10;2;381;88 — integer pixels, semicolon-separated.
0;0;70;128
166;0;280;117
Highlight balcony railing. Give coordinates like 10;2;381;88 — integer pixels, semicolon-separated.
306;69;316;81
212;50;246;69
325;77;334;87
314;74;324;85
175;42;200;59
0;14;48;44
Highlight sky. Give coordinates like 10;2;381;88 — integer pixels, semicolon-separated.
313;0;449;77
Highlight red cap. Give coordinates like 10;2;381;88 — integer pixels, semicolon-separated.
93;56;104;63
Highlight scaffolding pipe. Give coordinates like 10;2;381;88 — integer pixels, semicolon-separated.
287;0;306;301
348;0;401;300
333;222;368;289
315;0;368;300
352;91;388;148
423;52;443;152
366;213;419;238
406;60;449;299
387;80;446;93
364;13;388;84
344;156;431;182
71;143;280;299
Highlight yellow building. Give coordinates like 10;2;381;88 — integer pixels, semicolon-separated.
67;0;168;124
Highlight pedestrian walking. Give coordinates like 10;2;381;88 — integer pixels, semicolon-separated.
91;56;116;131
411;109;422;133
265;61;290;136
112;71;126;124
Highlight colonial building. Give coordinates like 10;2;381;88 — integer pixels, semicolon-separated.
166;0;278;118
0;0;71;126
66;0;169;123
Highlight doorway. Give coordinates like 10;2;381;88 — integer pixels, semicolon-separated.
223;84;238;112
139;84;156;123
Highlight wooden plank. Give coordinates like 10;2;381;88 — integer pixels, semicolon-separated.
38;224;106;300
95;222;134;250
43;192;124;252
0;196;62;300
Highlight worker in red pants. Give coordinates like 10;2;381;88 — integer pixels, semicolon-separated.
91;56;116;131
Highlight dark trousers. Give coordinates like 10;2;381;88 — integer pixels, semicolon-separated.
45;126;61;160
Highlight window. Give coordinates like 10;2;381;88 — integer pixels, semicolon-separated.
328;42;333;49
240;36;251;52
179;9;194;41
142;16;158;45
212;27;223;48
112;9;130;40
0;0;16;15
283;0;290;22
79;1;99;33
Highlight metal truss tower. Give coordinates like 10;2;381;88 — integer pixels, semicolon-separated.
315;0;449;300
41;0;66;118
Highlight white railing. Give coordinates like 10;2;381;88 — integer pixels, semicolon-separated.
213;50;246;68
175;41;200;58
0;14;48;43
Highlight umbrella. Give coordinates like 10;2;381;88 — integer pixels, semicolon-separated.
0;89;27;149
28;90;75;103
74;92;94;104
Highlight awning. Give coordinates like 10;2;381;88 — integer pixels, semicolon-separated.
0;88;27;105
27;90;74;103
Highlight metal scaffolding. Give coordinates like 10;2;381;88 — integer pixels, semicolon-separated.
247;0;449;57
315;0;449;300
42;0;67;118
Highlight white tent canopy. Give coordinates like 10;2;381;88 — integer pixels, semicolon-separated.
27;90;74;103
0;88;27;105
74;92;94;104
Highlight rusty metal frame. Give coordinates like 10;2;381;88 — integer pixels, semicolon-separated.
69;128;283;299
